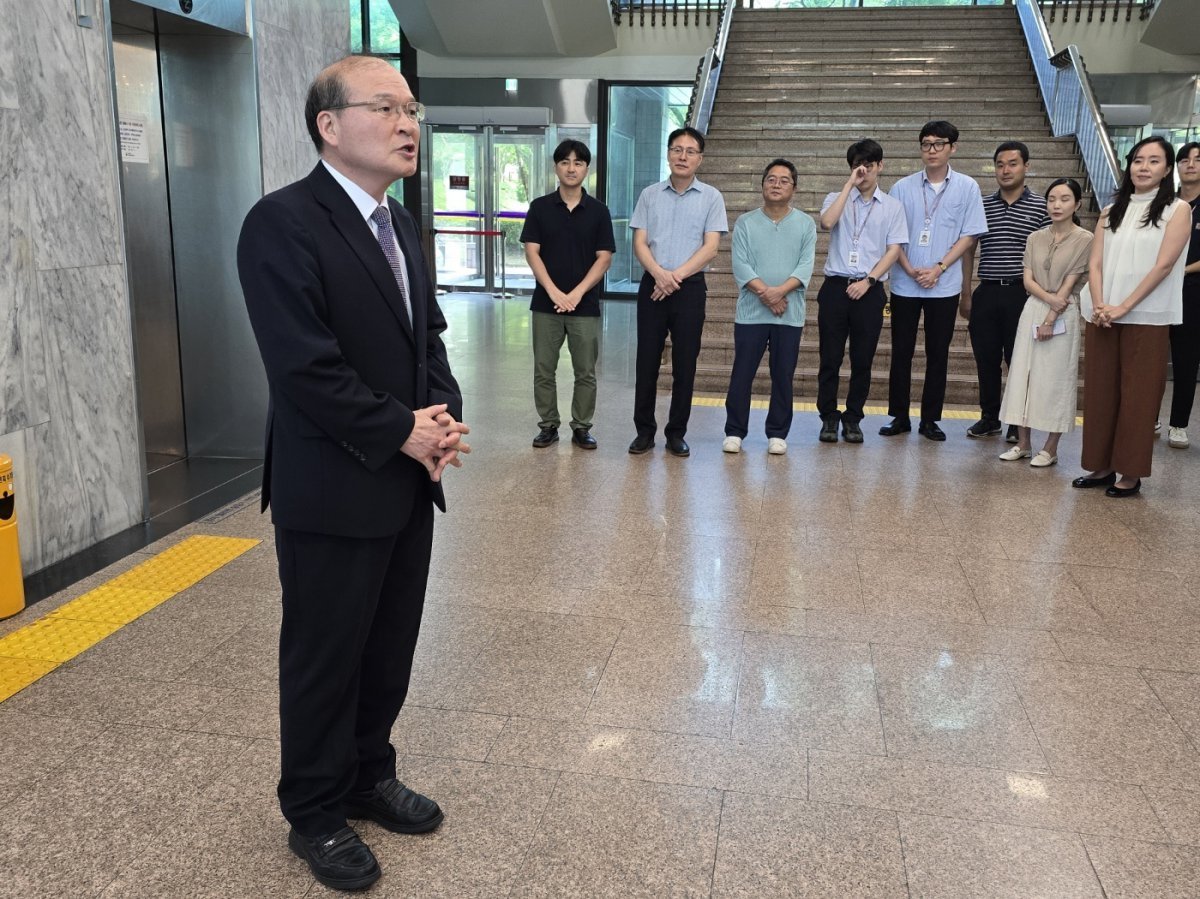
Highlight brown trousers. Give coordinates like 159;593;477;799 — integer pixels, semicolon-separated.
1082;322;1169;478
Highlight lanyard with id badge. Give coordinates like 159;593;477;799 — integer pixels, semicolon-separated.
919;181;948;248
847;197;876;270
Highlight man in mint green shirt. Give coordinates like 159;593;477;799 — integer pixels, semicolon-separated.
723;159;816;455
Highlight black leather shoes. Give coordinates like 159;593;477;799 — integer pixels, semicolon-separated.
343;778;444;835
1105;479;1142;498
819;418;839;443
532;427;558;448
918;420;946;441
665;436;690;457
1072;472;1117;489
628;434;654;454
288;826;380;891
842;420;864;444
879;417;911;436
572;428;597;449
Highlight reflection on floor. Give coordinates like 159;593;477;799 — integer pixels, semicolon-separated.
3;293;1200;897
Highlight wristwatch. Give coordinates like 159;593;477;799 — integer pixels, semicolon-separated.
855;276;878;286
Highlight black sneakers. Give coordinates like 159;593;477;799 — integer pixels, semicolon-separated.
966;418;1002;438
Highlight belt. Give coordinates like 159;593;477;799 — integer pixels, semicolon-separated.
980;277;1023;287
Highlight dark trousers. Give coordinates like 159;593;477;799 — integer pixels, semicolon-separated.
887;292;959;422
724;322;803;439
634;272;706;440
276;501;434;837
816;277;887;423
968;279;1027;420
1169;285;1200;428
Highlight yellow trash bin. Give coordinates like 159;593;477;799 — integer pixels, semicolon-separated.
0;454;25;620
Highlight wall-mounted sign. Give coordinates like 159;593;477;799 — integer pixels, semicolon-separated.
119;116;149;164
449;175;469;190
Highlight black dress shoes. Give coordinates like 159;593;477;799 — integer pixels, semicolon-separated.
343;778;444;835
666;436;690;457
842;420;864;444
879;417;911;436
532;427;558;448
819;418;839;443
572;428;597;449
1072;472;1117;489
288;826;380;892
628;434;654;454
1105;479;1142;498
918;420;946;441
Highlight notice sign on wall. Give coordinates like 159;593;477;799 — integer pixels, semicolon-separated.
449;175;469;190
119;116;150;164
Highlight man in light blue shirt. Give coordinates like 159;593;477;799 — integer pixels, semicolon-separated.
723;159;816;455
882;120;988;441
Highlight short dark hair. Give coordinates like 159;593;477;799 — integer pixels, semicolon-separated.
553;139;591;165
919;120;959;144
994;141;1030;163
668;126;706;154
1179;141;1200;162
761;158;797;185
847;139;883;168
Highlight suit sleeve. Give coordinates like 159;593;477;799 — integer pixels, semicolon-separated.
238;197;417;471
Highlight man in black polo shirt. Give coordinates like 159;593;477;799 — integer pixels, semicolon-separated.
521;140;616;449
960;140;1050;442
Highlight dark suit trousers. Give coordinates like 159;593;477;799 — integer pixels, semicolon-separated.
723;322;802;439
1169;284;1200;428
816;278;887;423
968;280;1027;420
634;272;706;440
887;292;958;422
276;499;434;837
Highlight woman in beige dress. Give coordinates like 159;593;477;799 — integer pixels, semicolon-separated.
999;178;1092;467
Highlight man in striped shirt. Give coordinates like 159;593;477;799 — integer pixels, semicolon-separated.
960;141;1050;441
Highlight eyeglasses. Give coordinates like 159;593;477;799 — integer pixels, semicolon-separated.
668;146;702;158
920;140;951;152
763;177;794;186
328;98;426;124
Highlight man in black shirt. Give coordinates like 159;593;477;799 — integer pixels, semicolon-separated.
1167;141;1200;449
520;140;616;449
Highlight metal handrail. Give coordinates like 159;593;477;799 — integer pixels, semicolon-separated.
687;0;734;131
1016;0;1121;209
1037;1;1156;25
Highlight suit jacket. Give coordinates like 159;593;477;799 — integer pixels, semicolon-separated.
237;163;462;539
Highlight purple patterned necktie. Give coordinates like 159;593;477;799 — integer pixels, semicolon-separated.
370;205;411;323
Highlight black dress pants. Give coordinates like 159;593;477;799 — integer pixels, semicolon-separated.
887;292;958;422
968;279;1027;421
724;322;802;439
276;499;434;837
1169;285;1200;428
634;272;706;440
816;277;887;423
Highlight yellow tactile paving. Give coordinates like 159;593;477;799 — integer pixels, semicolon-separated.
691;396;1085;425
0;534;260;703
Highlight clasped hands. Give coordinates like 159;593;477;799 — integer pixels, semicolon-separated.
549;287;583;314
649;267;683;301
401;404;471;482
913;266;943;290
1091;301;1128;328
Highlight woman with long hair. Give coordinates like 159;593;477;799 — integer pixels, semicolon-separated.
1074;136;1192;497
998;178;1092;467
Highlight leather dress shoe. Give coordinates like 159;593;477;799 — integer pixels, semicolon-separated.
842;420;864;444
288;826;380;891
666;436;690;457
918;420;946;441
879;417;911;436
572;428;597;449
532;427;558;448
1072;472;1117;489
819;418;839;443
628;434;654;454
343;778;444;835
1105;478;1142;498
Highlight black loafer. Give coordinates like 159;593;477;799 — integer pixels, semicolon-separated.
288;826;380;891
819;418;839;443
842;420;864;444
532;427;559;448
572;428;597;449
1072;472;1117;489
1105;478;1142;498
665;436;690;457
879;417;911;436
343;778;444;835
628;434;654;454
918;420;946;441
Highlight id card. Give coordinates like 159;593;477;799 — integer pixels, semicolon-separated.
847;250;860;268
918;229;931;247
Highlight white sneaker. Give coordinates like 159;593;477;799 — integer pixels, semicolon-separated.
1169;427;1189;448
722;436;742;454
767;437;787;455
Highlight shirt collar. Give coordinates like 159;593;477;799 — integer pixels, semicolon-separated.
554;187;590;207
322;159;385;224
662;177;702;196
850;186;878;204
921;165;955;187
990;186;1035;207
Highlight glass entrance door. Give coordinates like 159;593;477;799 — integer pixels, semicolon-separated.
491;128;547;295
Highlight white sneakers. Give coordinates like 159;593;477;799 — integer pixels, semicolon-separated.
722;436;742;454
1169;427;1189;448
767;438;788;455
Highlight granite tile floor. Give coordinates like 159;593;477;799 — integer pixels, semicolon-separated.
3;293;1200;897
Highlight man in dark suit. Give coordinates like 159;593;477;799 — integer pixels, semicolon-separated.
237;56;469;892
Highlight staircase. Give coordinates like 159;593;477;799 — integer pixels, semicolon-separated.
675;4;1091;407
